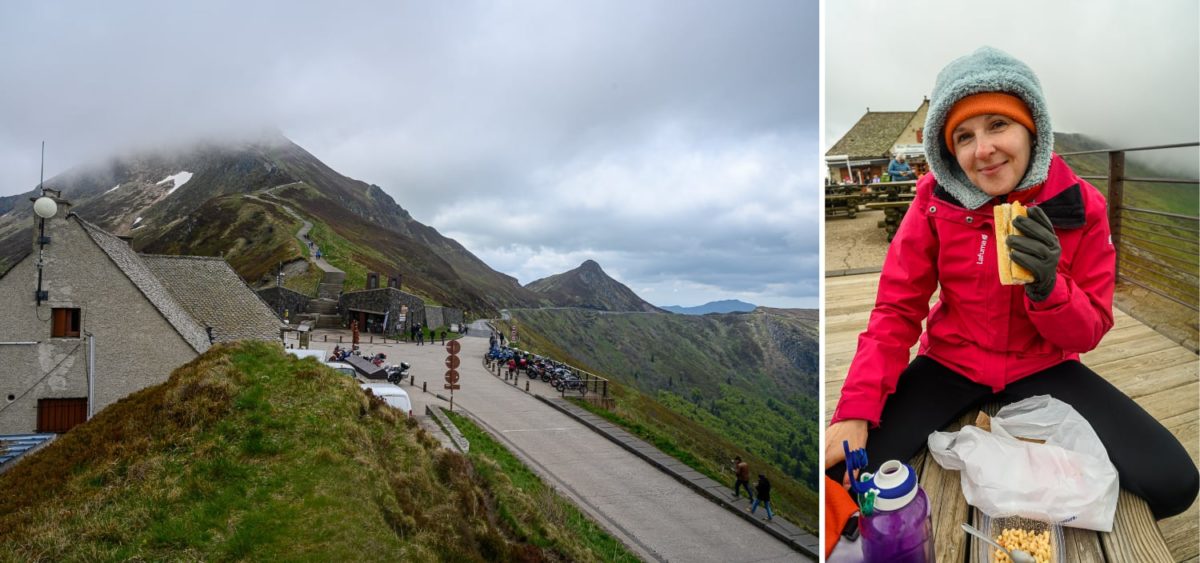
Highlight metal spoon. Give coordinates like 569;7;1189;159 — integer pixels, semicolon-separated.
961;523;1037;563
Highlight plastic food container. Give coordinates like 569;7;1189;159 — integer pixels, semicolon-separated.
974;514;1065;563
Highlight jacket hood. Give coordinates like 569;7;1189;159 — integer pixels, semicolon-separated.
923;46;1054;210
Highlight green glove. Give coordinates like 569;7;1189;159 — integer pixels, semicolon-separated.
1007;206;1061;302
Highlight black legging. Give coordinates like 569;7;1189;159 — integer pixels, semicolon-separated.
828;356;1198;519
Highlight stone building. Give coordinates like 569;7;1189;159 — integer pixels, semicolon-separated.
0;196;283;434
826;98;930;183
339;272;463;334
339;287;427;334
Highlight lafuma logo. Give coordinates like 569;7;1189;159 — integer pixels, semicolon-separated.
976;234;989;265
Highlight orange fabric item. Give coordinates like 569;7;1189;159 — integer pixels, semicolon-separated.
824;475;860;557
944;92;1036;154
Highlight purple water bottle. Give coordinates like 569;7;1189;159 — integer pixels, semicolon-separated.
845;442;934;563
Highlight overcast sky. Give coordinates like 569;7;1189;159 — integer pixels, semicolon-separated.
0;0;820;309
826;0;1199;175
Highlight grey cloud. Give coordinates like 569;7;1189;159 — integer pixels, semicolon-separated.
825;0;1198;173
1;0;819;308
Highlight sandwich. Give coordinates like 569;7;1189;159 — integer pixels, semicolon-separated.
994;201;1036;285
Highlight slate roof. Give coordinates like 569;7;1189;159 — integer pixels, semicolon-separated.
142;255;285;343
77;217;212;354
826;111;914;159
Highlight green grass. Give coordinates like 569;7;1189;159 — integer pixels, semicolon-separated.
444;410;641;563
0;342;643;561
307;220;373;291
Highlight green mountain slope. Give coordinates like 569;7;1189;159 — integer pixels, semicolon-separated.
502;307;819;527
0;341;635;562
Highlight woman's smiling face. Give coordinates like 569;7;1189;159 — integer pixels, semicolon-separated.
951;114;1033;197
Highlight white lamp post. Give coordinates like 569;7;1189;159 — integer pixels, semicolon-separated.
33;196;57;305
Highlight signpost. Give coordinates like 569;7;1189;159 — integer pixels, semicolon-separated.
444;339;461;410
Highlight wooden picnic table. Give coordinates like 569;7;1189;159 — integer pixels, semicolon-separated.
826;272;1198;562
827;194;864;218
865;194;917;242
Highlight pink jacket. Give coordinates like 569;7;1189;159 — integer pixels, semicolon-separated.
833;155;1115;426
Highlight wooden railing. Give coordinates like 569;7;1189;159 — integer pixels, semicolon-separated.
1059;142;1199;311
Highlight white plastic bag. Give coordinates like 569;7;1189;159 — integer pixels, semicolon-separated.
927;395;1119;531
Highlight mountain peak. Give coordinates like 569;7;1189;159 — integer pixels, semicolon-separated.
526;261;663;313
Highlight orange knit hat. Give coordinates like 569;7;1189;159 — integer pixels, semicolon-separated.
943;92;1036;154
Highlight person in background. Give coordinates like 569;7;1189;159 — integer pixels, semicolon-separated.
887;154;916;182
750;474;773;521
732;456;753;501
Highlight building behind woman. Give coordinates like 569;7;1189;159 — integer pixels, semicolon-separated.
824;46;1197;520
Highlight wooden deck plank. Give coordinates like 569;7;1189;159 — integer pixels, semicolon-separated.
1134;381;1199;422
920;412;973;563
1101;489;1175;562
1060;528;1106;563
1159;412;1200;562
1098;345;1198;389
825;272;1198;563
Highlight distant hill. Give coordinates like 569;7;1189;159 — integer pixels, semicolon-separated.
0;341;633;560
525;260;665;313
0;132;540;314
661;299;757;315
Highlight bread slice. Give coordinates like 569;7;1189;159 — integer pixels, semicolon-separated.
994;201;1036;285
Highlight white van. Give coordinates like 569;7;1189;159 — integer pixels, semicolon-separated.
359;383;413;417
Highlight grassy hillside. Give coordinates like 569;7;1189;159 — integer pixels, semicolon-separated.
137;194;309;286
0;341;635;562
499;308;819;531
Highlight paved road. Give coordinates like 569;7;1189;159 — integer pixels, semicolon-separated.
295;326;807;562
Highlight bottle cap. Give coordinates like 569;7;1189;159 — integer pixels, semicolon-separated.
867;460;918;511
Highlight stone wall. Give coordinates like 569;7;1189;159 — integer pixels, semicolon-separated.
339;287;426;331
257;286;310;321
424;305;464;330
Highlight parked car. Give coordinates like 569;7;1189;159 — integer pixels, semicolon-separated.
359;382;413;417
325;361;357;377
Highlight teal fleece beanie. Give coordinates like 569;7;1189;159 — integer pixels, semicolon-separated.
923;46;1054;210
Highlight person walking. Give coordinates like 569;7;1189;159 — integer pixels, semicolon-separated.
750;474;773;521
732;456;753;500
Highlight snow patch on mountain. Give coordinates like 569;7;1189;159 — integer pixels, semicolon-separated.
156;171;194;195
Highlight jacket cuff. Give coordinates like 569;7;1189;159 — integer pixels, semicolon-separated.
830;400;882;428
1027;274;1069;310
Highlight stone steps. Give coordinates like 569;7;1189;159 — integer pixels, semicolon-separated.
317;283;342;300
297;313;343;329
308;298;338;315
